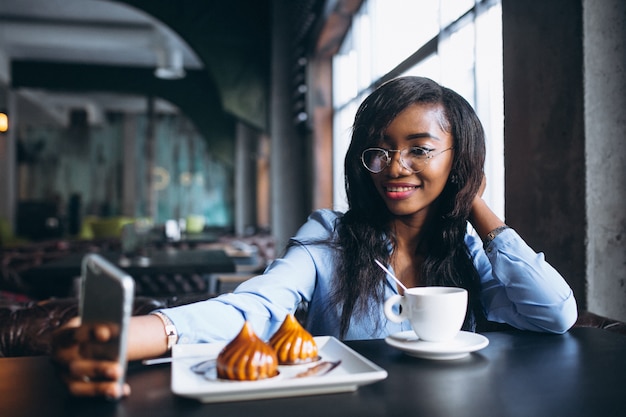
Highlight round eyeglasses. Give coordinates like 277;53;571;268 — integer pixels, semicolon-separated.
361;146;454;174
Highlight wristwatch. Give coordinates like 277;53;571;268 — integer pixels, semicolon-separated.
483;225;509;249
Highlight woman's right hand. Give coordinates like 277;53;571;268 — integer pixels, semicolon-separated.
51;317;130;399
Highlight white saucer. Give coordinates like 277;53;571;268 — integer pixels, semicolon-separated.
385;331;489;360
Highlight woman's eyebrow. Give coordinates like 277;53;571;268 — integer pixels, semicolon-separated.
405;132;441;141
381;132;441;143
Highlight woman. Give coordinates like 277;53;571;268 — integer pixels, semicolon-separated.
53;76;577;398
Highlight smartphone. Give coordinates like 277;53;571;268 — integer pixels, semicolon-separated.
79;254;134;388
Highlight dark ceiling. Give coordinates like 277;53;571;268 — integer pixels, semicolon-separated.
3;0;271;142
120;0;272;132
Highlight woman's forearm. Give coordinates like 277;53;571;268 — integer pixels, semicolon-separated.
469;197;506;240
127;315;170;361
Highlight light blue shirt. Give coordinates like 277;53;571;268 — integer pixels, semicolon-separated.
161;209;577;344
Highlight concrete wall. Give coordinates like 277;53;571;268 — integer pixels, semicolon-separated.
269;0;310;253
234;122;260;235
503;0;586;307
0;87;16;231
503;0;626;321
584;0;626;322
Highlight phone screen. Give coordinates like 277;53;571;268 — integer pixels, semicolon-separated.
79;254;134;379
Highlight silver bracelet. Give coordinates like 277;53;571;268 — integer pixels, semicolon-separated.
483;225;509;249
152;311;178;351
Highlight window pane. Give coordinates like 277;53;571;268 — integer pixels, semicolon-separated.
402;53;441;82
332;50;357;108
333;96;366;211
440;22;476;107
440;0;474;28
352;9;373;92
371;0;439;80
475;3;504;218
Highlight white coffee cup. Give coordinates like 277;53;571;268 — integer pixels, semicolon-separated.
384;286;468;342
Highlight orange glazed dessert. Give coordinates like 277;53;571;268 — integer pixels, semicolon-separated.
216;321;279;381
269;314;319;365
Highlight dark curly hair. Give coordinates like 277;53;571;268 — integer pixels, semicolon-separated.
331;76;487;337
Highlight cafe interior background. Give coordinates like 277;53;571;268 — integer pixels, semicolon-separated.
0;0;624;327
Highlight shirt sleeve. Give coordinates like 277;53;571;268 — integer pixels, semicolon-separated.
154;209;339;344
469;228;578;333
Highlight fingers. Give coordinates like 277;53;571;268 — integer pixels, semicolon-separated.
75;322;118;343
65;360;130;399
52;327;81;367
64;376;131;399
52;323;112;365
52;326;79;352
70;358;124;381
51;321;130;399
65;316;82;328
93;325;113;341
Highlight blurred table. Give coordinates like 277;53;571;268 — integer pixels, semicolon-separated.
21;249;236;298
1;328;625;417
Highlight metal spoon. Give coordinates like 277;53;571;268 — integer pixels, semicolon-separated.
190;358;217;374
292;360;341;378
375;259;408;292
190;358;341;379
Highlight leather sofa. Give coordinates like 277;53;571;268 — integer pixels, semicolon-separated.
0;234;274;357
1;294;624;358
0;294;211;357
1;236;624;357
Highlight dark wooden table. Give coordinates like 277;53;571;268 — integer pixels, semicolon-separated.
21;249;236;298
1;327;625;417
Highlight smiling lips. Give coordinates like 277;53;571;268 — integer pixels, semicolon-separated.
384;183;421;199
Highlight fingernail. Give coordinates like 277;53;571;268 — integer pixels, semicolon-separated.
104;388;121;401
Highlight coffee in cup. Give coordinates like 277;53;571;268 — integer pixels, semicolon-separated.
384;286;468;342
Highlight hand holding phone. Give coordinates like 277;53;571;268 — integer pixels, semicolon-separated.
79;254;134;394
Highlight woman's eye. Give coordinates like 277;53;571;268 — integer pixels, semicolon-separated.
409;147;431;157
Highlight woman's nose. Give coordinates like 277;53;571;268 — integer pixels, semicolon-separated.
386;153;409;176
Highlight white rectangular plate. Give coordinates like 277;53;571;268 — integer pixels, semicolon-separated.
171;336;388;403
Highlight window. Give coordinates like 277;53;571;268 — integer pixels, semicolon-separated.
332;0;504;219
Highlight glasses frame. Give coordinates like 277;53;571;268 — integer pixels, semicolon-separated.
360;146;454;174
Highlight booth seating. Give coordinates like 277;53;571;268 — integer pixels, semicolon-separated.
0;292;624;358
0;233;277;357
1;234;624;358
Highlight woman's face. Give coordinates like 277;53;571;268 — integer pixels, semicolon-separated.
368;103;454;220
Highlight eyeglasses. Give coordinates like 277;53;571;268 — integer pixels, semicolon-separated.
361;146;453;174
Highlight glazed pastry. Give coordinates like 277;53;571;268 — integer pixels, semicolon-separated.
269;313;319;365
216;321;279;381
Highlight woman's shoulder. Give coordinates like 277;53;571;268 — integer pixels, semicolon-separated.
294;209;343;240
308;208;343;225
